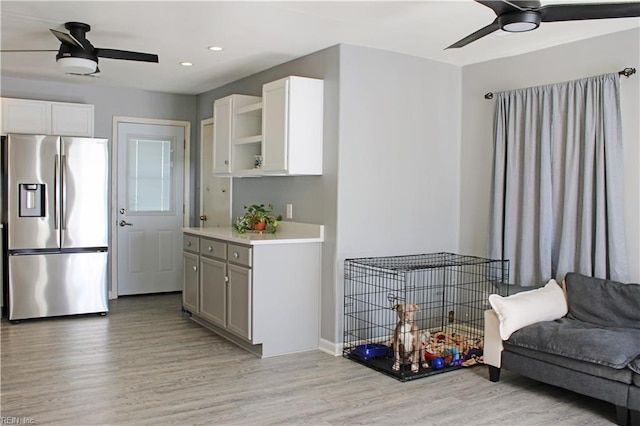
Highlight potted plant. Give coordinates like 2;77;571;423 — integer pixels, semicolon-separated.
233;204;282;234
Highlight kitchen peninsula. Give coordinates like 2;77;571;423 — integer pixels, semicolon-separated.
181;222;323;357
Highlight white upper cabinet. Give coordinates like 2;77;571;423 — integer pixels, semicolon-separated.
1;98;50;135
1;98;94;137
212;76;324;177
213;94;262;175
212;96;233;174
51;102;94;137
262;76;323;175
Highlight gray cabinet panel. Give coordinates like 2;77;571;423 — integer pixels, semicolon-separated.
182;252;199;313
199;257;226;327
227;264;252;341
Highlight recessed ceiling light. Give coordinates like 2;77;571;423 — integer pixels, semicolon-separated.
208;46;223;51
180;61;193;67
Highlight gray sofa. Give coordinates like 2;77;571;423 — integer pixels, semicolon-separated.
484;273;640;426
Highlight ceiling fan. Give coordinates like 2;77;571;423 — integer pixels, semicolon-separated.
447;0;640;49
1;21;159;75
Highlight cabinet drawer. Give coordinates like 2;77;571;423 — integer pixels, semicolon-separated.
200;237;227;260
183;234;199;253
228;244;252;267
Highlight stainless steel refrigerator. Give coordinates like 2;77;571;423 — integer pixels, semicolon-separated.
2;134;109;321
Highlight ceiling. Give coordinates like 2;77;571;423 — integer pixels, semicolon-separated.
1;1;639;95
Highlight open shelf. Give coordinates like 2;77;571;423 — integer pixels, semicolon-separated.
234;135;262;145
235;101;262;116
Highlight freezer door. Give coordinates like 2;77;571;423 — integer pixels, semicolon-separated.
61;138;109;248
7;134;60;250
8;251;109;320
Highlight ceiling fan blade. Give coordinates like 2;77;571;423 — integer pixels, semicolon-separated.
96;48;158;63
50;29;84;49
446;19;501;49
540;2;640;22
476;0;536;15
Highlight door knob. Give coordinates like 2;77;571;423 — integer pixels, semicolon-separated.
119;220;133;227
200;215;207;221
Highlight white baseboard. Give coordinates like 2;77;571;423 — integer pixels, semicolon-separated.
319;338;342;356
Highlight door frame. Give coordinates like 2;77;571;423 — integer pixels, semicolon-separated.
110;116;191;299
200;117;213;226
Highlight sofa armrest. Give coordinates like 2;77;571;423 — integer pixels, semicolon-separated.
484;309;503;368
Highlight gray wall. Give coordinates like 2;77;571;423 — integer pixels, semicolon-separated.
5;30;635;348
196;45;341;345
1;76;198;297
196;44;462;345
1;75;198;219
458;28;640;284
333;45;461;343
1;75;196;140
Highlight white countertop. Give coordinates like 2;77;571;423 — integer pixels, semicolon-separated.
182;221;324;245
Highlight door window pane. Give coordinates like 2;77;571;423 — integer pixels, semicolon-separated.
127;136;174;213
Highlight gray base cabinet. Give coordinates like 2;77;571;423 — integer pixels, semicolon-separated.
227;263;252;340
182;241;200;314
182;230;322;357
182;253;200;313
199;256;226;327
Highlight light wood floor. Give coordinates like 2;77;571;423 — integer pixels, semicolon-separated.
1;293;616;425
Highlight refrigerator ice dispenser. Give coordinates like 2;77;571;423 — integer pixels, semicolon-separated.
19;183;45;217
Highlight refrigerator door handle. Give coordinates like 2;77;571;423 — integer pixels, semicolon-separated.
54;154;60;230
61;154;67;230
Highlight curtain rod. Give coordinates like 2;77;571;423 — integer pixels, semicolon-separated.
484;67;637;100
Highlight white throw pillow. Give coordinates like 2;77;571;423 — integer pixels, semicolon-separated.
488;279;568;340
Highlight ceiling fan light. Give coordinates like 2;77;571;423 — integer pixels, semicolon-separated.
57;56;97;74
499;11;541;33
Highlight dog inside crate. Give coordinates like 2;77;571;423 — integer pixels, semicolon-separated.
343;253;508;381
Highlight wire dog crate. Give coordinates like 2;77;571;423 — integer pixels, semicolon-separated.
343;252;509;381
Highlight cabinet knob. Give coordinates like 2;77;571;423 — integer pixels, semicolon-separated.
192;266;197;271
233;252;239;259
208;246;213;252
186;241;191;247
224;160;229;165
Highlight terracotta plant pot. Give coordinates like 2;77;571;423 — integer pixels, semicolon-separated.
253;222;266;231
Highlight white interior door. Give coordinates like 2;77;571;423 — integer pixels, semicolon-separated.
117;122;185;295
200;118;231;227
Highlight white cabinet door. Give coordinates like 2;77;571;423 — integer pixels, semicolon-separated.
262;76;323;175
262;79;288;173
1;98;51;135
51;103;94;137
213;96;233;174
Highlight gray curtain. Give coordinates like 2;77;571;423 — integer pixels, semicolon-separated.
489;73;628;287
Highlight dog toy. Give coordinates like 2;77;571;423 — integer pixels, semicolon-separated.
432;357;445;369
445;348;460;366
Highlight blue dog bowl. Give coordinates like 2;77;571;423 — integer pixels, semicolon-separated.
351;343;391;360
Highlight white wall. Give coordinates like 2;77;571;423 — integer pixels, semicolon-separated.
334;45;461;343
459;28;640;284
